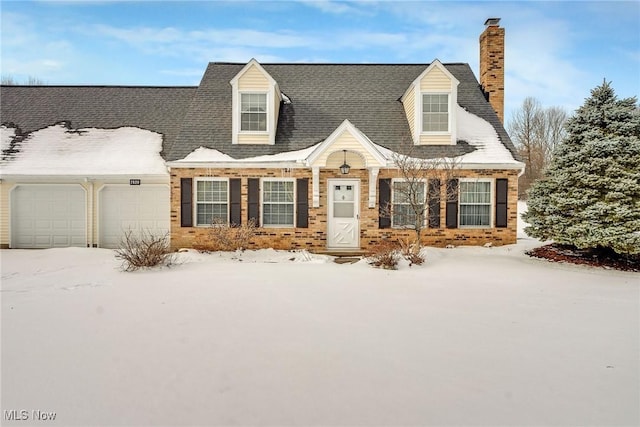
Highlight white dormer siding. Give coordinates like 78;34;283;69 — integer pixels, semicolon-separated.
230;59;281;145
401;60;459;146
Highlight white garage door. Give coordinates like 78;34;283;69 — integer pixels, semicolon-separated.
11;185;87;248
99;185;169;249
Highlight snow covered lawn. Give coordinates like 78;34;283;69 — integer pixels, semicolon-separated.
2;237;638;425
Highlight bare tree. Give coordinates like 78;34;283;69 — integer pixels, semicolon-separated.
508;97;568;197
1;75;46;85
543;106;568;165
382;150;459;255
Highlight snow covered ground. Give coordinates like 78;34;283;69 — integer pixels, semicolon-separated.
1;205;638;426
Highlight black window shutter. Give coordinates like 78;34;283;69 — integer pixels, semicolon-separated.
180;178;193;227
495;178;508;228
248;178;260;227
445;179;458;228
428;179;441;228
229;178;241;225
379;178;391;229
296;178;309;228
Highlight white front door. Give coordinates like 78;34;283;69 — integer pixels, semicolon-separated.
327;179;360;249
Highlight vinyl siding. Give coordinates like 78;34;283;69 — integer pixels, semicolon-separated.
419;133;453;145
420;66;453;91
418;65;454;145
236;63;276;145
238;64;270;91
312;131;380;168
403;88;416;143
273;90;281;138
0;182;11;247
325;150;366;169
238;133;270;145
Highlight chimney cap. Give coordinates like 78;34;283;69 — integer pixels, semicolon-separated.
484;18;501;27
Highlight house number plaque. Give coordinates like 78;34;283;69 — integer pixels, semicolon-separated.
129;179;141;185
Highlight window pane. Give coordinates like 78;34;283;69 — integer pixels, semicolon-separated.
393;182;425;204
240;93;267;131
460;205;490;226
422;94;449;132
195;180;228;226
196;203;227;226
263;204;294;226
460;182;490;204
334;202;354;218
241;113;266;131
263;180;294;226
459;181;491;226
197;180;227;203
392;204;423;228
393;182;408;203
241;93;266;111
333;185;354;202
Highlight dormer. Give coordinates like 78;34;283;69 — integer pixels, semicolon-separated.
230;59;282;145
401;59;459;145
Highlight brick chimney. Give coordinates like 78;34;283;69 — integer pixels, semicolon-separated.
479;18;505;123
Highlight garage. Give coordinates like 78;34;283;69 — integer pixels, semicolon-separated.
11;185;87;248
99;185;169;249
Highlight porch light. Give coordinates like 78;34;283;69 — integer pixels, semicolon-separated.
340;150;351;174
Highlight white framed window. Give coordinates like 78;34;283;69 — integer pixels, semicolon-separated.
262;178;295;227
240;93;267;132
392;179;426;228
422;93;449;132
459;179;492;227
195;178;228;226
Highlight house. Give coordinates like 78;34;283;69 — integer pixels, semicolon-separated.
0;19;523;252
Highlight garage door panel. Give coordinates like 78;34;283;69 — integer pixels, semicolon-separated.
11;185;86;249
99;185;169;249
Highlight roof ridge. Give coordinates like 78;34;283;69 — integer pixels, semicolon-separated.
0;85;197;89
209;62;470;66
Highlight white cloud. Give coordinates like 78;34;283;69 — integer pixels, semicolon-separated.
93;25;314;50
303;0;373;15
0;11;74;81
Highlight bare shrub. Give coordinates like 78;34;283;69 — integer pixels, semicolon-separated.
195;219;257;252
398;236;426;266
115;230;175;272
367;239;400;270
405;251;425;266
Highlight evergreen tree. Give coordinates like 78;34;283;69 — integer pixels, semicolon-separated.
523;81;640;255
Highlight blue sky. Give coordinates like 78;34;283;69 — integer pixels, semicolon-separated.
1;0;638;125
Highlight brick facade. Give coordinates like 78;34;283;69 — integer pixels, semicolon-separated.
170;167;519;253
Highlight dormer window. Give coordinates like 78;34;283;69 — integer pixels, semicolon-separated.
240;93;267;132
422;94;449;132
230;59;280;145
401;59;459;145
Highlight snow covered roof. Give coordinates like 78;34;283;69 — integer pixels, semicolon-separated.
0;86;196;159
455;106;520;165
0;63;521;169
171;106;522;168
0;124;168;177
168;62;520;162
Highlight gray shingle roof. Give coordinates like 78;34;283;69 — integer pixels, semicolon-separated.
0;63;519;164
167;62;519;162
0;86;196;158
